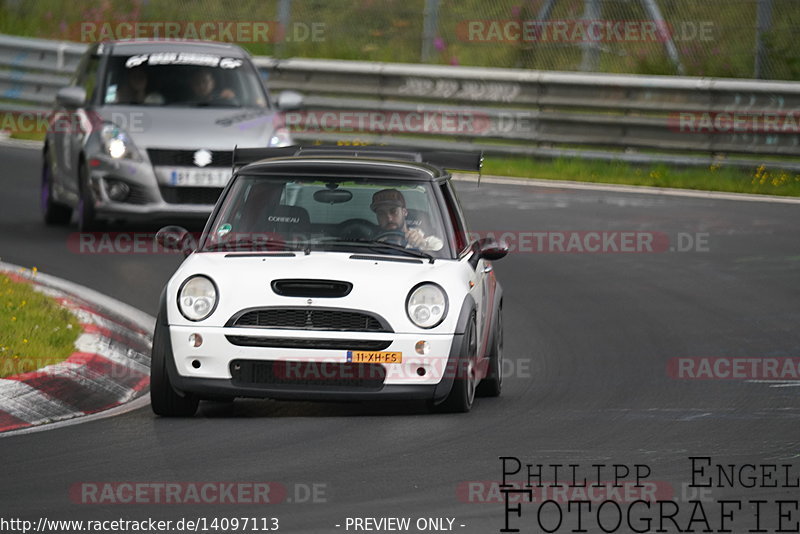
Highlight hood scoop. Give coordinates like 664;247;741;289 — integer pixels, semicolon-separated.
271;279;353;298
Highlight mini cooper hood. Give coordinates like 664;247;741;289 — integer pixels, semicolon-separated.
98;106;281;150
168;251;471;332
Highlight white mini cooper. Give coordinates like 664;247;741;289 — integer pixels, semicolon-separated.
151;146;507;416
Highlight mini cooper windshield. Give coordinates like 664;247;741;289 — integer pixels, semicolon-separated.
199;175;451;259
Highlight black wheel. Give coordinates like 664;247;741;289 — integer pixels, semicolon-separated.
77;160;103;232
432;312;478;413
476;305;503;397
150;315;199;417
41;149;72;225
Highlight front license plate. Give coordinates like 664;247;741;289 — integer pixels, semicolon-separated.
169;169;230;187
347;351;402;364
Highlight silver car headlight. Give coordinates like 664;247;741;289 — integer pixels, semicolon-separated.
178;275;218;321
406;283;448;329
268;126;292;147
100;123;140;160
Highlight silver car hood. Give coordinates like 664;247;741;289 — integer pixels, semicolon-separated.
98;106;281;150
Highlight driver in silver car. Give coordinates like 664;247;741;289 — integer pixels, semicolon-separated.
370;188;443;251
189;69;236;102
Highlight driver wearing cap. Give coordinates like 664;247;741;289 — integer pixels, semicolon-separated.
370;189;443;251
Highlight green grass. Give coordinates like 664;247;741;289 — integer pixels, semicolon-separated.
0;272;81;378
482;156;800;197
0;109;47;141
6;129;45;141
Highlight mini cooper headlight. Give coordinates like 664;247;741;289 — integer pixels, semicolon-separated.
406;283;448;329
178;275;218;321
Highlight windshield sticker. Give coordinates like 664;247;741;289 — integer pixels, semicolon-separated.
217;223;233;238
105;85;118;104
125;54;243;69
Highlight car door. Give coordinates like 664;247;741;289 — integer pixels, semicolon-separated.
440;180;492;361
52;49;101;200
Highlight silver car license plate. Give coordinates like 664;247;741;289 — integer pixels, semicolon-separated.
169;169;230;187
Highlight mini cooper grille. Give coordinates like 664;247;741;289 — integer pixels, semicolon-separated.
159;186;224;205
230;360;386;390
271;279;353;298
225;336;391;351
148;149;233;168
230;308;389;332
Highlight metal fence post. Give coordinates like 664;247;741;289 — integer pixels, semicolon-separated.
421;0;440;63
275;0;292;59
755;0;773;79
528;0;557;70
579;0;601;72
641;0;685;75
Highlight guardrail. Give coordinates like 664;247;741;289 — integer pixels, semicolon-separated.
2;33;799;171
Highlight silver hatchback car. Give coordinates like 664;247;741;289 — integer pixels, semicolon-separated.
42;39;301;230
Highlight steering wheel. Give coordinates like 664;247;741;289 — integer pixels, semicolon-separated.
337;218;377;241
374;229;407;247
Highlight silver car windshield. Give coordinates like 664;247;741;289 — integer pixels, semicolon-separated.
103;55;268;108
200;175;451;259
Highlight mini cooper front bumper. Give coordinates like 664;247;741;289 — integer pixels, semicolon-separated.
165;325;468;403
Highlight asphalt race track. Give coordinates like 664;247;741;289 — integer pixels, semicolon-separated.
0;144;798;533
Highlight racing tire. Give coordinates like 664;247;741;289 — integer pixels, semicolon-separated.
432;312;478;413
476;305;503;398
41;149;72;225
150;315;199;417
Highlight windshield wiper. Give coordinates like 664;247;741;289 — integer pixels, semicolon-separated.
315;239;435;263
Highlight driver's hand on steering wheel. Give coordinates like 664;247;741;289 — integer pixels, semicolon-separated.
219;88;236;100
405;228;426;248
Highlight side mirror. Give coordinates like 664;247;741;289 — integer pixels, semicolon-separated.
156;226;195;256
55;86;87;108
477;237;508;261
276;90;303;111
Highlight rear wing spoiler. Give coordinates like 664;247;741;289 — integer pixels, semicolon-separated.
231;145;483;173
